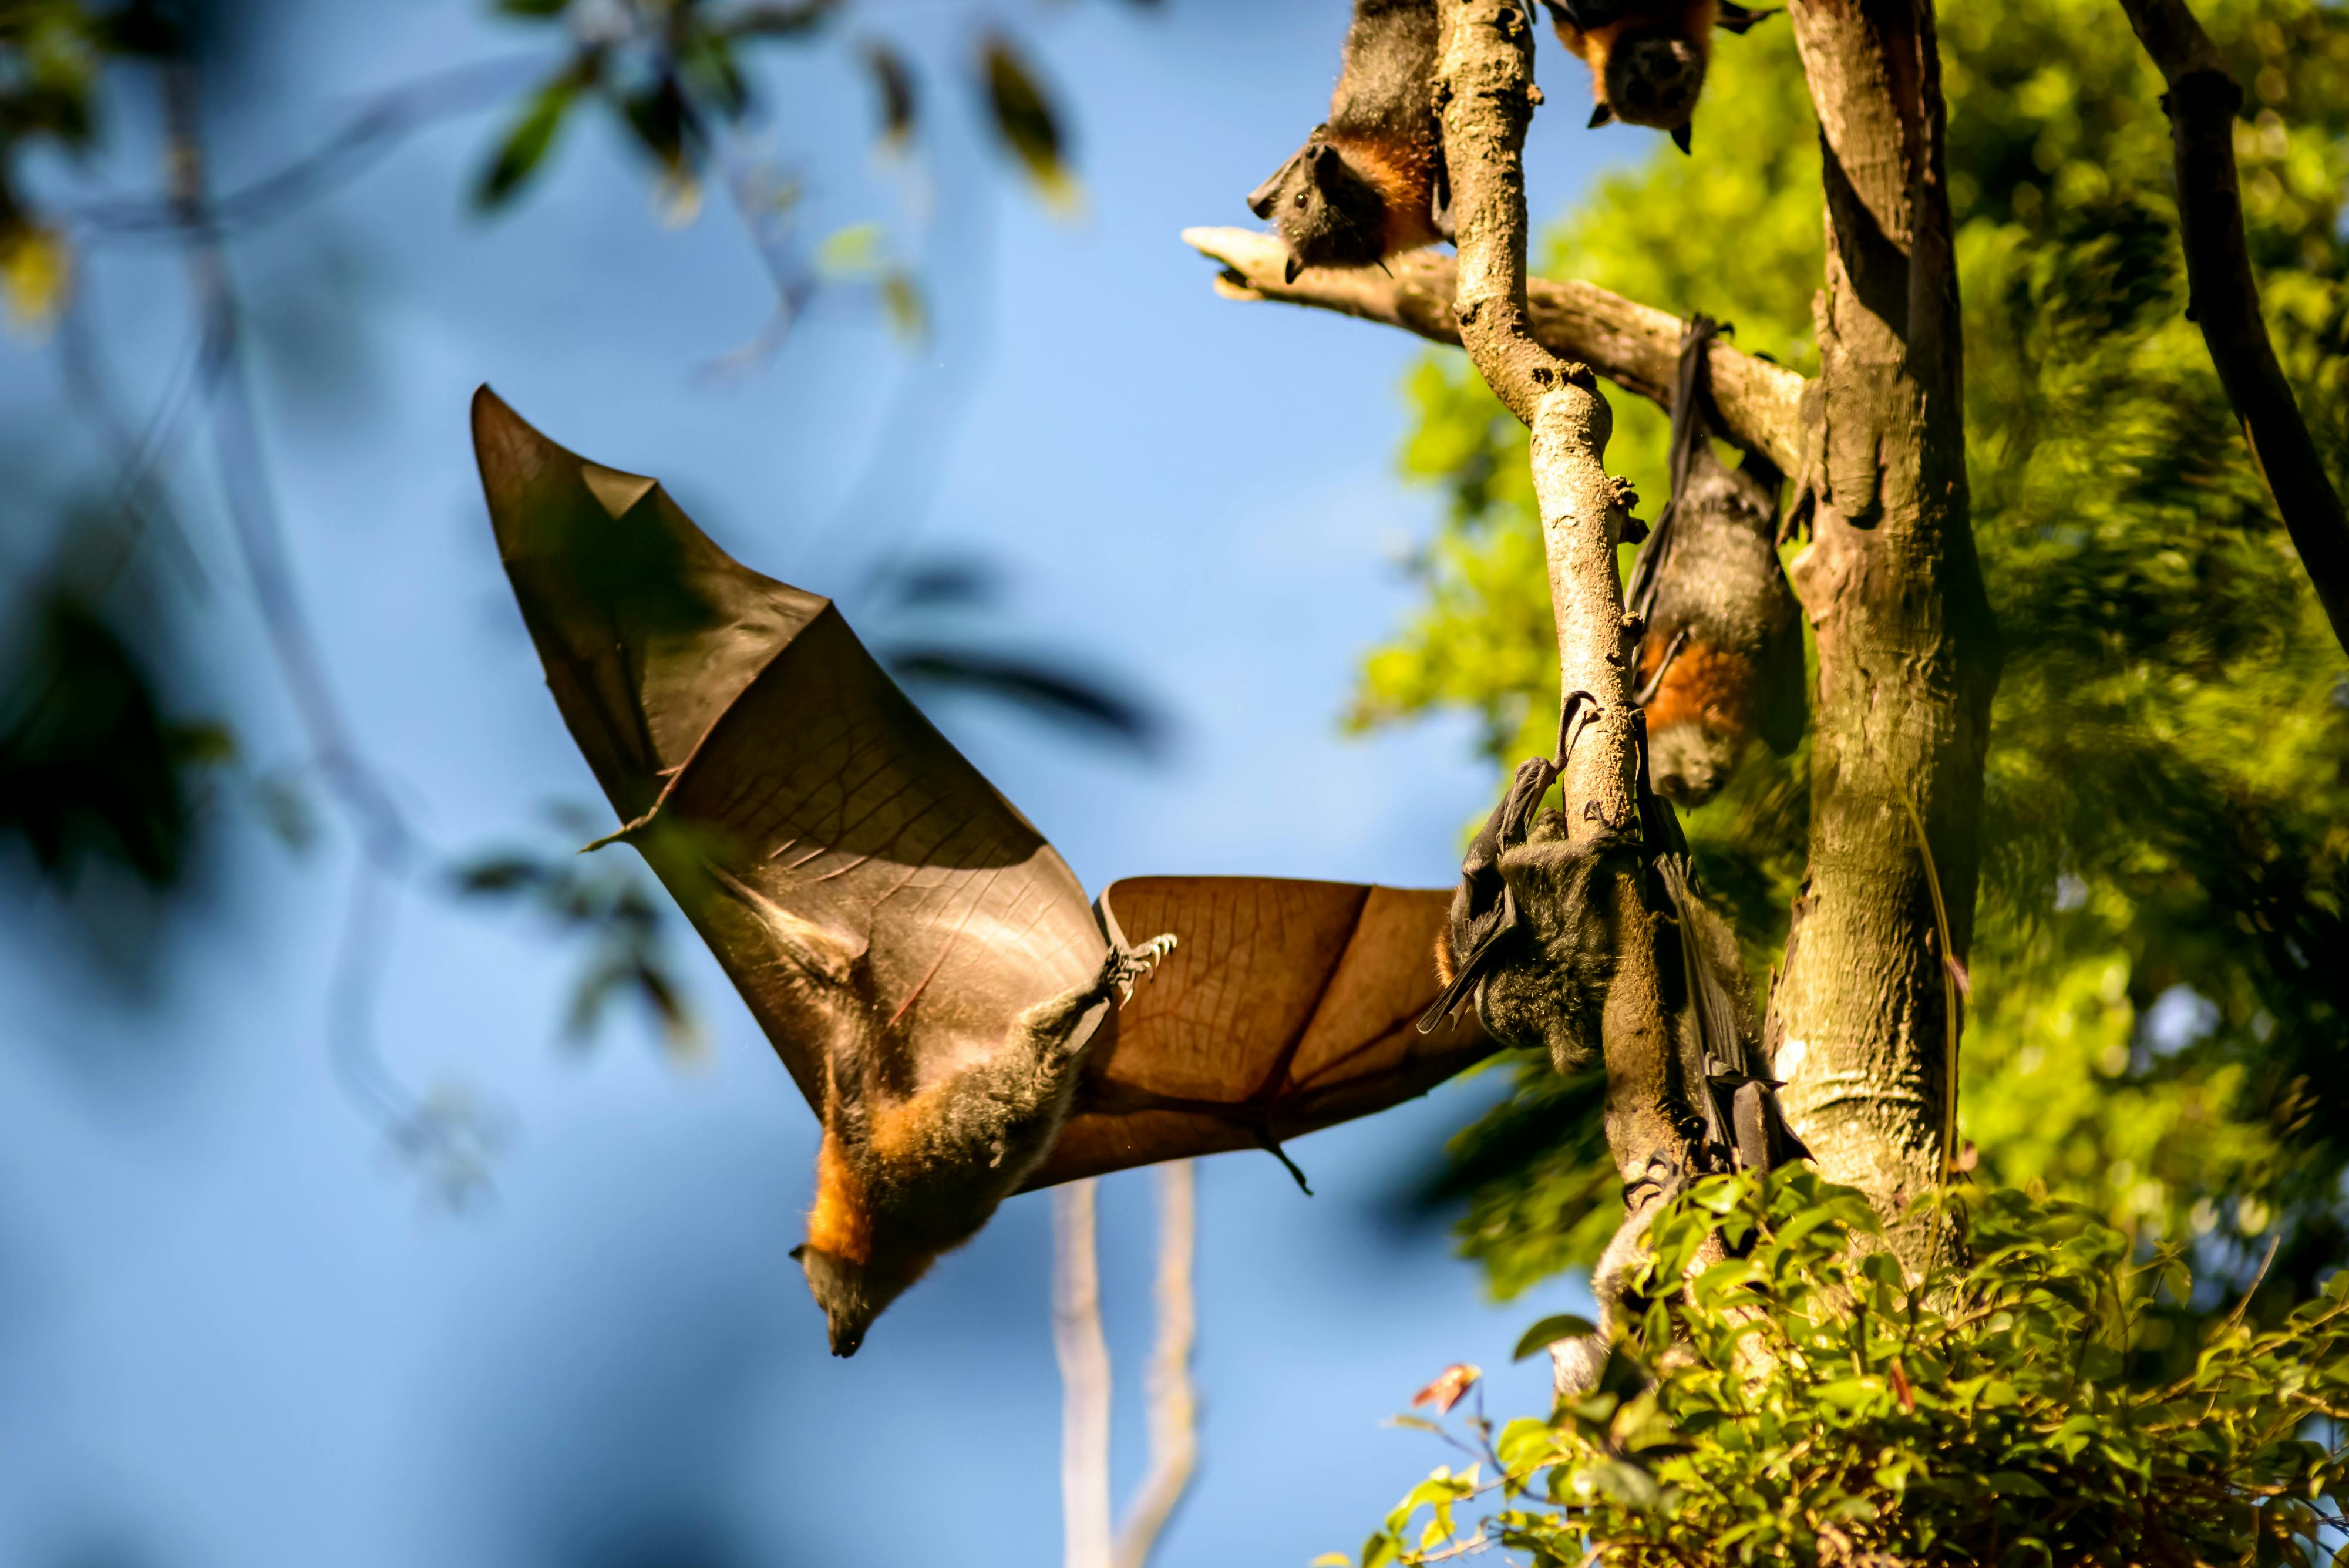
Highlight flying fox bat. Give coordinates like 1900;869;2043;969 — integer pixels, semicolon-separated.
1625;314;1806;807
472;389;1492;1356
1247;0;1452;282
1540;0;1773;153
1419;698;1808;1392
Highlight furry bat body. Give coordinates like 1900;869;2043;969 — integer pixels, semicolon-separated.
1628;314;1806;807
1422;702;1808;1392
473;390;1494;1355
1540;0;1772;151
1248;0;1452;280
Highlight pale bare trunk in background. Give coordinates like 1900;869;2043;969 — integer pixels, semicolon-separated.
1054;1165;1200;1568
1054;1180;1112;1568
1113;1161;1198;1568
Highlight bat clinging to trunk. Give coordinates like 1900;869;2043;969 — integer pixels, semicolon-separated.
472;390;1493;1355
1627;314;1807;807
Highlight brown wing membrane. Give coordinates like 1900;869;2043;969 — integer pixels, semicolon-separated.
1024;877;1496;1189
472;388;1108;1109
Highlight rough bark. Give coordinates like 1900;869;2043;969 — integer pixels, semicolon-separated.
1431;0;1696;1392
2115;0;2349;654
1768;0;1997;1263
1182;226;1810;475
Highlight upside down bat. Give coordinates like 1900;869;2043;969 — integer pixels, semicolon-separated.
472;390;1493;1355
1539;0;1773;152
1421;695;1808;1391
1248;0;1452;281
1626;314;1806;807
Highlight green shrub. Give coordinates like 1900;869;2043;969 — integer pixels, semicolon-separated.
1358;1170;2349;1567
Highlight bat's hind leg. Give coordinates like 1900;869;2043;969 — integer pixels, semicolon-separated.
1103;933;1178;998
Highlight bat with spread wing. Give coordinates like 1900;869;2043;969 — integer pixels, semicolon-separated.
472;389;1491;1354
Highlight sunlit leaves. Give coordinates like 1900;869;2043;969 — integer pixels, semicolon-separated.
1357;1170;2349;1568
1373;0;2349;1314
0;221;69;329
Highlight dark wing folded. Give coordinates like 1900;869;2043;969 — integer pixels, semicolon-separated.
1023;876;1495;1189
472;388;1106;1110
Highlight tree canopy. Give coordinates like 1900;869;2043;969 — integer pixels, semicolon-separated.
1364;0;2349;1315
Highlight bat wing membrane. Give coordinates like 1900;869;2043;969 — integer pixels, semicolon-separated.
473;388;1106;1109
1022;877;1495;1189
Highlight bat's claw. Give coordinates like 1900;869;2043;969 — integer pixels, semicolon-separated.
1125;933;1178;980
1100;933;1178;1003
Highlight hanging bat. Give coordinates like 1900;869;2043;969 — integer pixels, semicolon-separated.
1539;0;1773;153
1625;314;1806;807
1419;698;1808;1392
472;389;1493;1356
1247;0;1452;281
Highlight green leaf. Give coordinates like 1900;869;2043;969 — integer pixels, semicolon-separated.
863;41;916;150
978;35;1075;208
1513;1315;1597;1361
474;73;580;210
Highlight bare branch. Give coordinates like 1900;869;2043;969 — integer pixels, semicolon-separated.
1434;0;1634;838
1183;226;1809;475
1112;1161;1198;1568
1052;1180;1113;1568
2116;0;2349;654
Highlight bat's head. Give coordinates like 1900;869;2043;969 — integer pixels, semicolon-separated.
1248;131;1389;281
1602;28;1707;132
1645;717;1740;808
794;1243;929;1358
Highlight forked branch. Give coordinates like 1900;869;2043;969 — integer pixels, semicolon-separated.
1183;226;1810;475
2118;0;2349;653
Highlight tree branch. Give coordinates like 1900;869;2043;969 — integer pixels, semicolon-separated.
1112;1160;1198;1568
2116;0;2349;654
1183;226;1810;475
1433;0;1697;1395
1052;1179;1113;1568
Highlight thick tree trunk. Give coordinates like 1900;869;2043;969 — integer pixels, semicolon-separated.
1768;0;1997;1264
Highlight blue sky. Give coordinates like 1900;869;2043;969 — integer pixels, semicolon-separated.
0;4;1643;1564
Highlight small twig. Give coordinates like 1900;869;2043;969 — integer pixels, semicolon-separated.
2115;0;2349;654
2220;1231;2284;1333
1896;788;1962;1187
74;54;546;244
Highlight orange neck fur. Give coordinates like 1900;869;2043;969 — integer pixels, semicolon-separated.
805;1130;873;1264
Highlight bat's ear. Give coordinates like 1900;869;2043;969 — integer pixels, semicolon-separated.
1246;153;1294;218
1671;122;1694;154
788;1244;807;1261
1587;102;1616;128
1308;140;1345;188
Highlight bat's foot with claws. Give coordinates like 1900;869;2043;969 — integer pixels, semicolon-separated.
1092;933;1177;1006
1107;934;1177;999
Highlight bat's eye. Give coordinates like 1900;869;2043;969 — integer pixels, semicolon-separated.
1293;191;1308;208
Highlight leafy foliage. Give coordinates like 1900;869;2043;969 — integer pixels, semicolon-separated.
1368;0;2349;1303
1362;1170;2349;1568
453;816;701;1058
0;576;223;889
